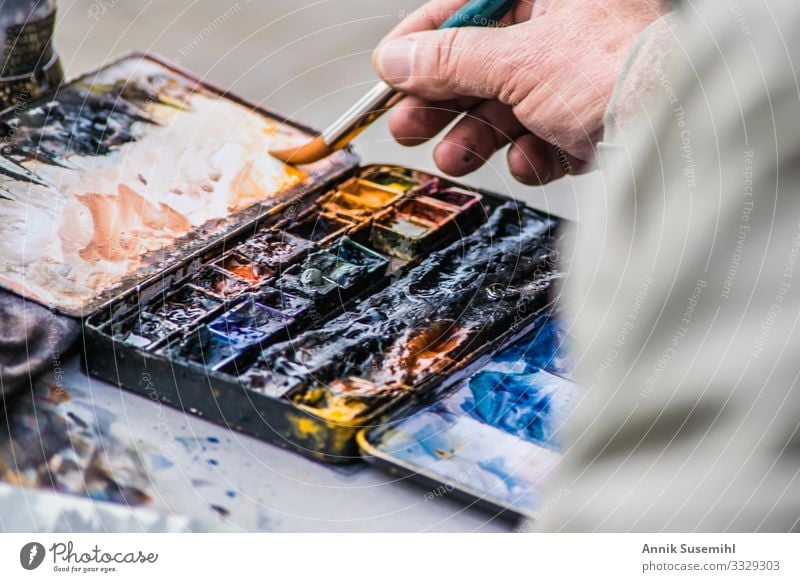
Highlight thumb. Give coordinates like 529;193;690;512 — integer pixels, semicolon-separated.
373;25;534;103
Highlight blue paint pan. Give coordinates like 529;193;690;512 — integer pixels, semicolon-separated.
171;299;294;371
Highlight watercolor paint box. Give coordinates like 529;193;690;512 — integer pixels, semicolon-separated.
0;52;571;516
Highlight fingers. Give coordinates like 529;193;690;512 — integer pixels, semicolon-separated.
506;133;587;185
390;96;592;184
433;100;527;176
507;134;560;184
511;0;538;22
528;0;554;19
388;95;482;146
390;95;589;183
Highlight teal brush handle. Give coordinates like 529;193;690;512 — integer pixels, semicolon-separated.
440;0;518;29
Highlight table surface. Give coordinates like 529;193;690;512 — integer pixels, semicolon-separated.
0;356;513;532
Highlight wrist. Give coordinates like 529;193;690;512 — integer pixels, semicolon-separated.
602;12;682;145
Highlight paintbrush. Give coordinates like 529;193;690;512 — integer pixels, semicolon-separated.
269;0;518;165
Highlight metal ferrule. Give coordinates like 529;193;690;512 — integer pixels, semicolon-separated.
321;80;403;150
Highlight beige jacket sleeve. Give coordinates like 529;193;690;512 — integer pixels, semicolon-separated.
537;1;800;531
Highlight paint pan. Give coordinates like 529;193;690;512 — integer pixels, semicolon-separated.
370;197;458;259
363;173;419;193
275;239;388;304
108;285;224;349
320;180;400;220
235;231;314;272
277;253;342;300
198;290;309;377
214;253;271;285
152;286;223;328
170;326;241;371
360;166;432;193
207;300;293;347
417;188;484;232
112;311;179;349
420;187;483;215
190;267;252;299
319;191;378;219
171;299;293;370
254;287;312;320
340;179;402;207
326;238;389;288
359;313;577;519
286;212;356;244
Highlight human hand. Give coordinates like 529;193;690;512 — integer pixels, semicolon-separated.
373;0;667;184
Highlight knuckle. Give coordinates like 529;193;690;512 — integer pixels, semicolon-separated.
433;28;464;84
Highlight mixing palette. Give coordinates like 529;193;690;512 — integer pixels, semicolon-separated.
360;313;577;518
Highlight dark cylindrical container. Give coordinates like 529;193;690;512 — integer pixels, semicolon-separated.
0;0;63;109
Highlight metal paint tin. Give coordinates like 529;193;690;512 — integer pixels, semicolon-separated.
0;52;564;473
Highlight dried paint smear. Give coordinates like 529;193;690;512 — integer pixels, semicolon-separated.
0;55;346;315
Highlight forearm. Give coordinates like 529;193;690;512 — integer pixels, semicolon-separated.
602;10;682;145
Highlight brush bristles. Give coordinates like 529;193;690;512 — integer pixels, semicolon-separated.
269;136;332;165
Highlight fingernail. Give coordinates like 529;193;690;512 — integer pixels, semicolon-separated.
377;38;415;85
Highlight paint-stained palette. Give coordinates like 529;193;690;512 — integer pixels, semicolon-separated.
0;53;574;520
0;53;354;315
360;314;578;518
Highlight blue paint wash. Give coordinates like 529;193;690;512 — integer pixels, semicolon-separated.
460;313;575;450
375;313;577;512
492;314;572;378
463;369;574;450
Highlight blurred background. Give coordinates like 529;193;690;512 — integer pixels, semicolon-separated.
55;0;596;221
